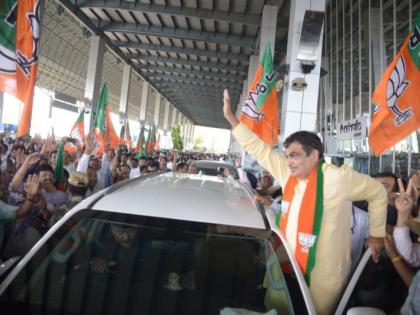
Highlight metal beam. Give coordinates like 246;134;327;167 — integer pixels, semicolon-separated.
133;55;247;73
102;22;256;47
161;86;239;96
80;0;261;26
154;82;242;93
57;0;180;115
119;42;249;61
151;77;242;89
140;65;244;81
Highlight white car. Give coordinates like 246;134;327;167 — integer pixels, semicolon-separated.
0;173;383;315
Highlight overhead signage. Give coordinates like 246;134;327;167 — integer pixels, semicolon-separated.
337;116;368;140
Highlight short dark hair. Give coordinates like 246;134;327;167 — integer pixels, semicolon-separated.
35;164;55;175
284;131;324;159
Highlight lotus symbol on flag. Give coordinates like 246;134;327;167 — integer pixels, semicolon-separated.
387;56;413;126
241;90;264;121
16;1;40;77
298;232;316;253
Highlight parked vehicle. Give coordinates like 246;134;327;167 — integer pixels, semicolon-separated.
0;173;380;315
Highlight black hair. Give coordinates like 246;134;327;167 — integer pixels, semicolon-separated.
35;164;55;175
372;172;404;192
284;131;324;159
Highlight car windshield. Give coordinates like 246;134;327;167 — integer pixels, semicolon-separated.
0;210;308;315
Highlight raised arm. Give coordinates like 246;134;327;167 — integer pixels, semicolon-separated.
223;89;289;186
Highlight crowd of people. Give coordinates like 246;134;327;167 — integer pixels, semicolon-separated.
0;131;232;262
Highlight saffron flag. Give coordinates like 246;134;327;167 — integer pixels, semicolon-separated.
239;42;279;147
135;124;148;158
93;83;120;154
120;117;133;148
369;13;420;155
146;123;156;155
70;110;85;144
156;134;161;152
0;0;41;137
124;117;132;148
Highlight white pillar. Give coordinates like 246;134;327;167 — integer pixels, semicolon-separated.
118;64;131;122
153;93;161;127
139;81;149;124
177;111;183;125
280;0;325;142
163;100;170;131
260;5;278;57
85;36;105;132
171;107;177;127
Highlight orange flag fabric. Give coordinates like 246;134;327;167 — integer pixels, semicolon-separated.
239;42;279;147
93;83;120;155
0;0;41;137
369;13;420;155
69;110;85;144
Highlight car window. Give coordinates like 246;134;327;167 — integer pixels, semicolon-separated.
334;249;409;315
0;210;309;315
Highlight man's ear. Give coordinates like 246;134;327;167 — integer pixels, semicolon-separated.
311;149;320;161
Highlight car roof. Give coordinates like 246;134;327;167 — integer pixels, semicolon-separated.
82;173;266;230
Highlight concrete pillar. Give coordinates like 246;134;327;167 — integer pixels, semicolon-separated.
280;0;325;142
177;111;183;125
260;5;278;57
85;36;105;132
119;64;131;122
171;107;177;127
153;93;161;127
139;81;149;124
163;101;170;131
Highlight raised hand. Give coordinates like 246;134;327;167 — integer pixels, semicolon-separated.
24;174;40;198
84;133;96;155
24;152;41;166
223;89;239;128
15;148;26;167
395;177;415;227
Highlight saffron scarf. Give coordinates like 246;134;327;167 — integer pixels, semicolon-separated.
276;160;324;285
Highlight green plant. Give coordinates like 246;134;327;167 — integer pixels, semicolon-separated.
192;136;204;151
171;124;184;151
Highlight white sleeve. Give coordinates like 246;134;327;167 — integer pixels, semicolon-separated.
76;153;90;174
393;226;420;268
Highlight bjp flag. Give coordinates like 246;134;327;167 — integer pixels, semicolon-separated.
239;42;279;147
93;83;120;155
369;12;420;155
0;0;41;137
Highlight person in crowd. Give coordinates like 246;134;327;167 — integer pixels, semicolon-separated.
254;170;282;207
147;160;159;173
234;155;257;189
50;172;89;225
0;174;40;261
49;150;57;169
381;176;420;315
159;156;170;172
223;89;387;315
77;133;112;192
129;157;141;178
373;172;402;228
188;161;199;174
